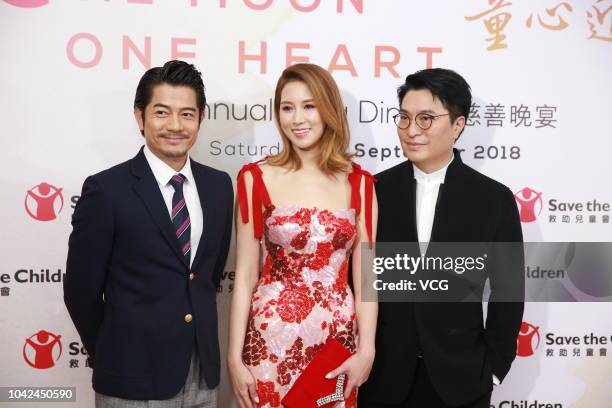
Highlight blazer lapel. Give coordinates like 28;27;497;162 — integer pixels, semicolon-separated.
190;163;212;270
394;161;419;243
408;176;419;243
130;148;190;270
429;149;465;243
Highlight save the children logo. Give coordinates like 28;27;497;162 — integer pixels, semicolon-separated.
514;187;543;223
3;0;49;7
513;186;610;225
24;182;64;221
516;321;610;359
23;330;63;369
516;321;541;357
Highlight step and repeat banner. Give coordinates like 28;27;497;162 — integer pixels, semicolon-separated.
1;1;611;407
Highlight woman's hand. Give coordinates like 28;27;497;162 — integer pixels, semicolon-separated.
228;359;259;408
325;346;375;399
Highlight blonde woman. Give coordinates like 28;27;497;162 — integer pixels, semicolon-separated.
228;63;377;408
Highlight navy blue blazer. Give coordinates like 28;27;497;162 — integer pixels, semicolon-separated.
64;147;233;400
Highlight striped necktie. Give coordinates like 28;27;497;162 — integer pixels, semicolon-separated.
169;173;191;265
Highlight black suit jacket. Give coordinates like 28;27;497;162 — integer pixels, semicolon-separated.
360;149;524;406
64;147;233;400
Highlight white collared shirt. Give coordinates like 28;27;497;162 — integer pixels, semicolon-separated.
413;156;453;246
143;145;203;267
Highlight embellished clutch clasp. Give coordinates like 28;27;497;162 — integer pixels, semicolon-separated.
316;373;346;407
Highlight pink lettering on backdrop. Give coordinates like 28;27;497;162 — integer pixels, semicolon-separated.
3;0;48;7
286;43;310;66
220;0;361;12
238;41;267;73
374;45;400;78
289;0;320;12
123;36;151;69
243;0;273;10
2;0;362;12
171;38;196;60
337;0;362;13
417;47;442;69
328;44;357;76
66;33;102;68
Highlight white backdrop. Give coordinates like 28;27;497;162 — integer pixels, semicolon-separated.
1;1;611;407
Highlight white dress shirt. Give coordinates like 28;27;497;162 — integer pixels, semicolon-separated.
144;145;203;267
413;155;501;386
413;156;453;247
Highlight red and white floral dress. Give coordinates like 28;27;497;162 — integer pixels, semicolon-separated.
236;159;374;408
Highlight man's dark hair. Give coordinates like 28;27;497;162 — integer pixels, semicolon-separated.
134;60;206;134
397;68;471;137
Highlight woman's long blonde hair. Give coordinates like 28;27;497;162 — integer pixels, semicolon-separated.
267;63;353;175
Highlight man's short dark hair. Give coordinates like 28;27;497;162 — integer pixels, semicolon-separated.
134;60;206;132
397;68;471;129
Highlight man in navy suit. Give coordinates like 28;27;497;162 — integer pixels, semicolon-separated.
64;60;233;407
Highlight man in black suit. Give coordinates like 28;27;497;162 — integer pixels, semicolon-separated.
359;69;524;407
64;60;233;407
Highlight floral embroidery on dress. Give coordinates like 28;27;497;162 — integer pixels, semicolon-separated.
237;160;374;408
256;380;281;408
245;205;358;407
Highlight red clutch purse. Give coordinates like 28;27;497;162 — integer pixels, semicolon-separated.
281;338;355;407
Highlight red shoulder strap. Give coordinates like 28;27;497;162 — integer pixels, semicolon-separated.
348;162;376;246
236;158;271;239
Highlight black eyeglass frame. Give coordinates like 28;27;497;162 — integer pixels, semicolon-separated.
392;112;450;130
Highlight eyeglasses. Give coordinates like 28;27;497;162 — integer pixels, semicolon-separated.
393;112;450;130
